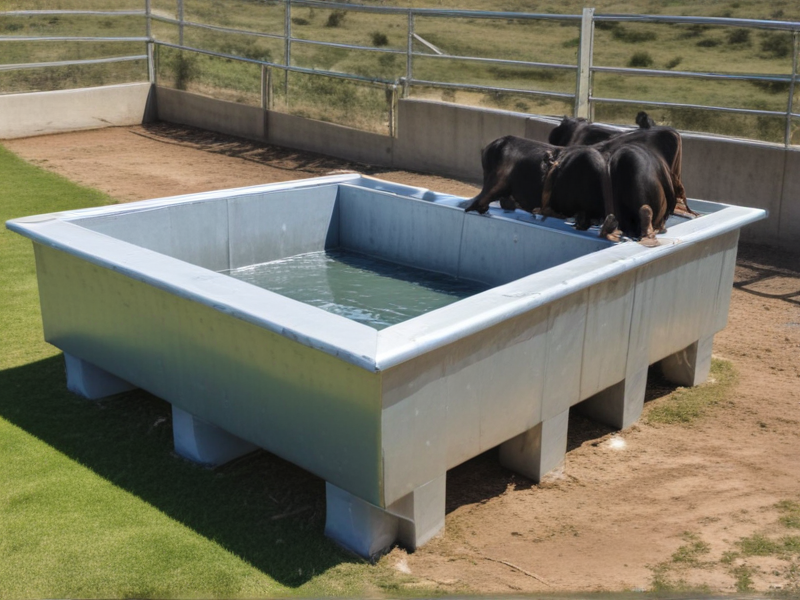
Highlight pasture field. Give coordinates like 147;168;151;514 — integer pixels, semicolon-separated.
1;0;799;141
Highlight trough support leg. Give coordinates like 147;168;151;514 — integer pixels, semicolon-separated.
172;406;259;467
325;474;446;560
660;335;714;387
64;353;136;400
578;364;648;430
498;409;569;482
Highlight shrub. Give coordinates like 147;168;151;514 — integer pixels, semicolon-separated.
325;9;347;28
665;56;683;69
562;37;580;48
679;24;710;39
612;26;657;43
697;38;722;47
761;32;792;58
727;28;751;45
771;9;784;19
172;52;198;91
371;31;388;47
291;17;309;26
628;51;654;68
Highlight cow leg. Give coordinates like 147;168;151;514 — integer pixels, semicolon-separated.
574;211;592;231
638;205;659;247
498;196;516;211
599;214;622;242
172;406;259;466
577;364;648;430
499;409;569;482
325;474;446;560
660;334;714;387
64;353;136;400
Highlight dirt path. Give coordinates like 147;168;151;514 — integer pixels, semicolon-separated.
5;124;800;595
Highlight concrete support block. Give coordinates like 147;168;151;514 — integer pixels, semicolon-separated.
172;406;259;466
498;408;569;482
388;473;446;550
660;335;714;387
325;483;400;560
577;365;648;430
64;353;136;400
325;474;446;559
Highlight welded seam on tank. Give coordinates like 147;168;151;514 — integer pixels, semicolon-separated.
454;209;468;281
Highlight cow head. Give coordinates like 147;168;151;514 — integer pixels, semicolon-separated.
548;116;587;146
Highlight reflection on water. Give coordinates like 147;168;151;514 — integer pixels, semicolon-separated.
222;249;489;330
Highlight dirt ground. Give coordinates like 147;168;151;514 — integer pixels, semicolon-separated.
5;124;800;595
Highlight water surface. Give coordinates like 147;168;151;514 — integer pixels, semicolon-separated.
222;249;489;330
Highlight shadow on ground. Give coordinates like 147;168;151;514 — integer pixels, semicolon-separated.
0;354;360;587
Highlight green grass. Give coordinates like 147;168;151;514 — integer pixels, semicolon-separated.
645;358;738;425
0;146;416;599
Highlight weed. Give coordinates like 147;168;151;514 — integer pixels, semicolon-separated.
171;51;198;90
772;9;785;19
727;28;751;45
738;533;781;556
562;37;580;48
595;21;619;31
645;359;737;425
697;38;722;48
628;51;654;68
777;500;800;529
371;31;389;47
679;24;711;39
733;564;755;592
665;56;682;69
613;26;657;43
325;9;347;28
291;17;309;26
761;31;792;58
672;532;711;566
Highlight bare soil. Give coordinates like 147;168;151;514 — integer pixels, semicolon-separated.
5;124;800;595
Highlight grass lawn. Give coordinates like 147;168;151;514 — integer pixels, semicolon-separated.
0;146;410;599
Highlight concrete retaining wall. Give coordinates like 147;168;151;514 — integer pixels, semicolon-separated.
1;83;797;248
0;83;154;139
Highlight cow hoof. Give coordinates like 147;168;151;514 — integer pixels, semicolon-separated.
639;236;660;248
599;214;620;241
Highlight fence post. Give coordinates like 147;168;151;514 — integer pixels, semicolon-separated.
786;31;798;147
405;10;414;98
575;7;595;120
284;0;291;102
145;0;154;84
387;84;398;137
177;0;184;46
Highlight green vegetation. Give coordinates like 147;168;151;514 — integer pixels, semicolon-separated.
3;0;800;141
0;146;420;598
645;358;738;425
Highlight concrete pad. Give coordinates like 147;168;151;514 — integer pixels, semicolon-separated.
64;353;136;400
660;335;714;387
499;408;569;482
172;406;259;466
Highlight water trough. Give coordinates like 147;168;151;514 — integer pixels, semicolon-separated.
7;174;765;559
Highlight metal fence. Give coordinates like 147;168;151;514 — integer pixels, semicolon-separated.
1;1;799;145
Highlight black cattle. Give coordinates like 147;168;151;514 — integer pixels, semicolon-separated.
547;116;619;146
608;143;676;246
539;145;613;230
464;136;557;214
464;136;615;238
551;113;696;217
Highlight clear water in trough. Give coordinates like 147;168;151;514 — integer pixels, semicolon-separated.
222;249;489;330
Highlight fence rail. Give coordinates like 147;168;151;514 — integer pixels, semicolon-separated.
1;2;799;145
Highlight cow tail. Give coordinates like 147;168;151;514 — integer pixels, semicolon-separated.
602;155;616;220
657;155;677;218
